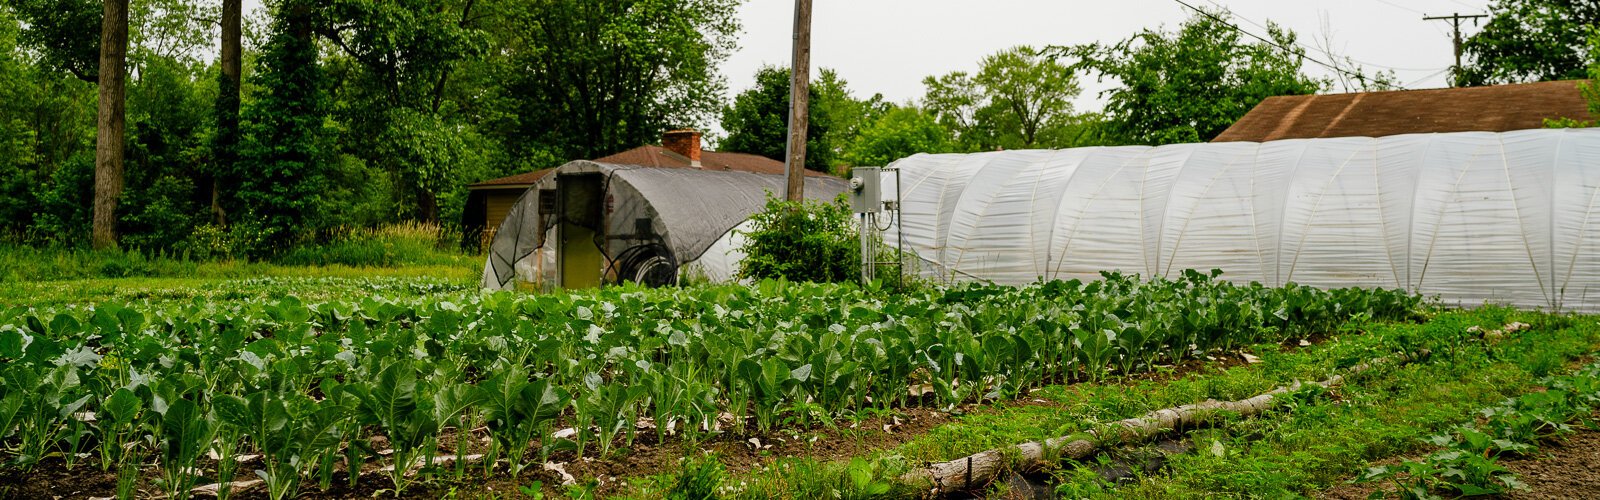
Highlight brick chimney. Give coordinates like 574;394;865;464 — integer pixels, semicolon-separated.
662;129;702;168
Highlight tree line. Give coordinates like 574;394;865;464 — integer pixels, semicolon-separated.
0;0;1591;255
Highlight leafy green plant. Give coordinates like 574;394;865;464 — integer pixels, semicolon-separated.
735;194;860;283
0;268;1422;495
153;397;217;500
478;367;570;474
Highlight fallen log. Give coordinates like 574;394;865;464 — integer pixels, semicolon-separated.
900;352;1424;496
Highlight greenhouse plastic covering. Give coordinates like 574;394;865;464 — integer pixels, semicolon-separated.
482;160;847;289
883;129;1600;311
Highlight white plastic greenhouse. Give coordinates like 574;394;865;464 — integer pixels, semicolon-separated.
881;129;1600;311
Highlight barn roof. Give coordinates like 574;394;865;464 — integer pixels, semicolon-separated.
1213;80;1595;143
469;145;821;189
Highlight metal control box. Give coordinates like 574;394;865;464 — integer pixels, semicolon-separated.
850;167;881;214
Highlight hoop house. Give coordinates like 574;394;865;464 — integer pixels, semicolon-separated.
885;129;1600;311
482;160;847;290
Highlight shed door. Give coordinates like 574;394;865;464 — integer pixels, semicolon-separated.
558;173;605;289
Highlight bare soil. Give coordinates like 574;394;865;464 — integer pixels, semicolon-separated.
1501;426;1600;499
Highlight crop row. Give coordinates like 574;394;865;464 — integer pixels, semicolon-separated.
0;270;1421;498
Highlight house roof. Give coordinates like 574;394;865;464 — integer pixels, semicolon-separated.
468;169;555;189
469;145;824;189
1213;80;1595;143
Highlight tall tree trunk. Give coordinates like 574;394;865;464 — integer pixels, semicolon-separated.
92;0;129;249
419;189;439;224
213;0;242;226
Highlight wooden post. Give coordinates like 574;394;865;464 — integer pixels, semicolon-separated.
1423;13;1486;86
92;0;130;249
783;0;812;202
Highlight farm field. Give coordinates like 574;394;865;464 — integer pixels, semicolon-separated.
0;267;1597;499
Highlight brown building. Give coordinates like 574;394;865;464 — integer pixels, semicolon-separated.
464;130;819;246
1213;80;1596;143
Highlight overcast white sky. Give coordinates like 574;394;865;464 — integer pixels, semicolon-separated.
724;0;1495;113
242;0;1494;115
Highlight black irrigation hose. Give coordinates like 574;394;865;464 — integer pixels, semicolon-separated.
606;242;676;285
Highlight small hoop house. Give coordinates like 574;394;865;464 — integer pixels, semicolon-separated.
481;160;848;290
885;129;1600;311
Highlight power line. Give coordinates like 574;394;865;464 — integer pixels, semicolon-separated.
1171;0;1407;90
1373;0;1425;15
1199;0;1443;72
1404;68;1450;87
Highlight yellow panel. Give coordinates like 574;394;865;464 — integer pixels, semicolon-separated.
485;192;519;228
560;222;603;289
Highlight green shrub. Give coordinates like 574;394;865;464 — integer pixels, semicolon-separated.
736;194;860;283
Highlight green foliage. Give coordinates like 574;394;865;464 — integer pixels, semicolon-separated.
720;66;839;172
0;0;746;252
1063;8;1325;145
0;6;97;244
1460;0;1599;86
735;195;860;283
922;46;1091;150
665;456;725;500
274;222;467;268
1544;30;1600;128
320;0;492;223
1361;362;1600;498
119;54;215;251
4;0;102;83
0;269;1420;493
231;0;335;254
0;224;474;283
499;0;740;160
841;103;954;167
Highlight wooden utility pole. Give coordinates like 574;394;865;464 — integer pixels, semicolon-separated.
783;0;812;202
92;0;130;249
1423;12;1486;86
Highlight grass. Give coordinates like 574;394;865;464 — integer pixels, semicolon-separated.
0;223;482;307
0;222;480;283
605;307;1600;499
1104;310;1598;498
275;222;476;268
0;273;478;308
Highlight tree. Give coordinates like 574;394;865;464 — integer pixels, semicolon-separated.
1545;31;1600;128
317;0;490;223
500;0;739;161
720;65;836;172
212;0;240;225
92;0;129;249
0;9;40;237
975;46;1080;148
921;46;1086;151
1460;0;1600;86
1063;10;1325;145
232;0;332;253
6;0;102;83
841;103;953;167
812;71;885;165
